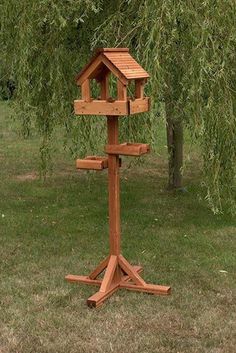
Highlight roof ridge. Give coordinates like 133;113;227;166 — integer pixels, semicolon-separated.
96;48;129;53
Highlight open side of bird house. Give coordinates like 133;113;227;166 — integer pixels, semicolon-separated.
74;48;150;116
66;48;171;308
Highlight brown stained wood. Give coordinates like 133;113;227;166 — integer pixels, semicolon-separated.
65;275;101;286
105;143;150;156
76;48;149;88
120;282;171;295
129;97;150;114
118;255;147;286
87;283;120;308
81;80;91;102
103;52;149;80
101;55;128;85
100;255;117;293
96;48;129;53
117;80;127;101
107;116;121;258
74;100;128;116
88;256;110;279
121;265;143;282
100;73;109;100
76;156;108;170
135;79;145;99
77;55;103;85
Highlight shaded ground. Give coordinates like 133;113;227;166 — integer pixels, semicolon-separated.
0;102;235;353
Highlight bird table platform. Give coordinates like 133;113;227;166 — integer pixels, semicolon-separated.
65;48;171;308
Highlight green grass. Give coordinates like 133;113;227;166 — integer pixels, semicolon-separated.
0;101;235;353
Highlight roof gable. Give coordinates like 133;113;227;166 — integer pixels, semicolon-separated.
76;48;149;85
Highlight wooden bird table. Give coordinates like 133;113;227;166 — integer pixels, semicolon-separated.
65;48;171;308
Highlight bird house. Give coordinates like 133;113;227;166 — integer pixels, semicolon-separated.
74;48;150;116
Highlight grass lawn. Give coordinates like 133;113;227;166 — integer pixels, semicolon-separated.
0;101;235;353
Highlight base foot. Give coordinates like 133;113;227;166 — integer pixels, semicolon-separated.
65;255;171;307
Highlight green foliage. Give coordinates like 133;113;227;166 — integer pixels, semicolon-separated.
93;0;236;213
0;0;235;212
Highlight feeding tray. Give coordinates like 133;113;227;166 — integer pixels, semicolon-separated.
74;97;150;116
105;143;150;156
76;156;108;170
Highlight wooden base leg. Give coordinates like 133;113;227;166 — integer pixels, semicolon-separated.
87;283;119;308
88;256;109;279
118;255;171;295
65;254;171;307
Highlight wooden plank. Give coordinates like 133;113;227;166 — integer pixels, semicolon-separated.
120;282;171;295
135;79;145;99
100;73;109;100
118;255;147;286
81;80;91;102
105;143;150;156
77;55;103;85
100;255;117;293
96;48;129;53
87;283;119;308
101;55;128;85
122;265;143;282
65;275;101;286
129;97;150;114
88;256;110;279
74;100;128;116
76;156;108;170
117;80;127;101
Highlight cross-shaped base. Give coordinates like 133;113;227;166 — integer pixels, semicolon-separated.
65;255;171;308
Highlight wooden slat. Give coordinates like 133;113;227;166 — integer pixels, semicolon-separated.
87;283;119;308
119;255;147;286
101;55;128;85
117;80;127;101
81;80;91;102
96;48;129;53
65;275;101;286
103;52;149;80
129;97;150;114
74;100;128;116
120;282;171;295
100;73;109;100
77;56;103;85
89;256;110;279
135;79;145;99
100;255;117;293
76;156;108;170
122;265;143;282
105;143;150;156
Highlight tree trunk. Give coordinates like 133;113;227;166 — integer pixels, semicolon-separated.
165;102;183;189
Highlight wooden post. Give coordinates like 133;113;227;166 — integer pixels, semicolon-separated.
107;116;122;283
107;116;120;255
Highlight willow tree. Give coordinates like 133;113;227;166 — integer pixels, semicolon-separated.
1;0;235;213
93;0;236;212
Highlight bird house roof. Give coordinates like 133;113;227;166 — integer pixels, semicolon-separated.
76;48;150;85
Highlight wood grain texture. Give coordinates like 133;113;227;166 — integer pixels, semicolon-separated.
88;256;110;279
129;97;150;114
100;255;117;292
105;143;150;156
74;100;128;115
81;80;91;102
76;156;108;170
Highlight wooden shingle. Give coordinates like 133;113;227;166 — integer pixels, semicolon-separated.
76;48;149;85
